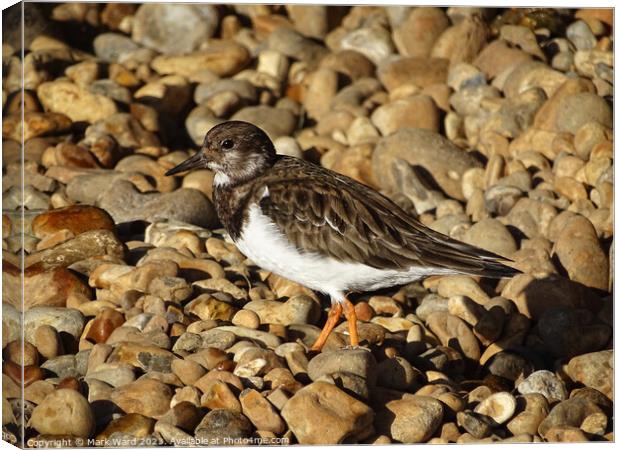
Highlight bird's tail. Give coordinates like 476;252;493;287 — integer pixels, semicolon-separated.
423;232;521;279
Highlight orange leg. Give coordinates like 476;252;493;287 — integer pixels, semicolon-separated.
310;303;343;351
342;299;360;347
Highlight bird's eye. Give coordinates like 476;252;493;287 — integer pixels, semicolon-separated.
221;139;234;150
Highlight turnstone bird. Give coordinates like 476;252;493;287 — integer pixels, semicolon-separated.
166;121;519;351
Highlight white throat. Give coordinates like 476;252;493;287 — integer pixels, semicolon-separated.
213;172;232;187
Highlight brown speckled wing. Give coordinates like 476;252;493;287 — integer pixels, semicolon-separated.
256;157;519;277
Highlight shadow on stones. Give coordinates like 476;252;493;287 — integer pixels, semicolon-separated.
115;220;149;242
134;95;196;150
474;275;609;380
59;330;79;355
89;400;125;434
409;164;445;195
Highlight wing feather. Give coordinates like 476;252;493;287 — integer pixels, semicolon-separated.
255;157;519;278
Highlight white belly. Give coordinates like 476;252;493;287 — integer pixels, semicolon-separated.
234;204;455;302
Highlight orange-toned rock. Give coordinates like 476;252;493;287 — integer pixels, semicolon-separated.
158;401;203;431
4;340;39;366
96;413;155;441
267;273;320;301
100;3;136;29
107;342;175;373
319;50;375;81
3;214;11;238
239;388;285;434
3;361;45;387
35;229;76;251
2;111;72;142
3;262;91;310
110;63;141;88
184;294;238;322
186;348;230;371
2;361;21;385
150;41;250;78
281;381;374;444
373;95;441;135
41;142;99;169
252;13;294;39
263;367;303;393
110;378;173;419
170;359;206;386
566;350;612;400
355;301;375;322
32;205;115;240
200;380;241;412
57;377;81;392
575;9;613;27
85;308;125;343
3;373;21;400
214;360;236;372
194;370;244;393
321;144;377;188
553;215;609;291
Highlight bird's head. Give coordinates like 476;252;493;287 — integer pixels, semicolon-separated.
165;121;277;186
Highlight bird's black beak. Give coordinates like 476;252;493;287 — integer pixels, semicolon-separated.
165;151;205;176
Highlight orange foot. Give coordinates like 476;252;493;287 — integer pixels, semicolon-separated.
310;298;359;351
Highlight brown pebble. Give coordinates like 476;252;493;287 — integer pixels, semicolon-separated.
171;359;206;386
232;309;261;329
355;301;375;322
264;368;303;393
200;380;242;412
24;366;45;386
440;422;462;442
383;347;399;359
3;361;45;387
166;304;188;323
34;325;64;359
86;308;125;343
188;348;229;370
4;340;39;366
545;426;588;442
195;370;244;393
169;323;187;337
144;315;169;334
31;204;115;239
215;360;236;372
2;361;22;384
268;324;287;338
57;377;81;392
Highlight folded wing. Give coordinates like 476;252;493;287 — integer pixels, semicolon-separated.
257;158;519;278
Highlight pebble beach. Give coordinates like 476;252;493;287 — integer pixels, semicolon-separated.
1;3;614;446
